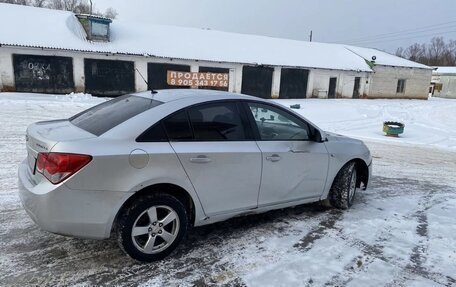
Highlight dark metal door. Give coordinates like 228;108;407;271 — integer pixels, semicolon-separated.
353;77;361;98
148;63;190;90
84;59;135;97
328;77;337;99
279;68;309;99
199;66;229;91
241;66;273;99
13;54;74;94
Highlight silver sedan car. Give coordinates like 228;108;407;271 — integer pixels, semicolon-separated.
18;89;372;262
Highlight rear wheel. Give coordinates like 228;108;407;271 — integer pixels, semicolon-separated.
117;193;188;262
326;162;357;209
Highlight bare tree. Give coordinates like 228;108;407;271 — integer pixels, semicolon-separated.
445;40;456;66
428;37;446;66
33;0;47;7
6;0;120;18
0;0;30;5
73;0;91;14
104;7;117;19
49;0;64;9
405;43;426;63
395;47;404;58
63;0;78;11
396;37;456;66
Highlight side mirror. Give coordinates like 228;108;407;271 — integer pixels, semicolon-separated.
312;129;326;143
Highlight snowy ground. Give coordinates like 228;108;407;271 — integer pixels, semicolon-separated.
0;93;455;287
275;97;456;150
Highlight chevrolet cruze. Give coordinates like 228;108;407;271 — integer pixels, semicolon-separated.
18;89;372;262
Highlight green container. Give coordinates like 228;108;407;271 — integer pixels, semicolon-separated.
383;121;405;137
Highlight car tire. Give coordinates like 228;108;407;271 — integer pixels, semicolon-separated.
326;162;357;209
117;193;188;262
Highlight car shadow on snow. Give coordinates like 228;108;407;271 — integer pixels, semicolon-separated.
2;201;330;286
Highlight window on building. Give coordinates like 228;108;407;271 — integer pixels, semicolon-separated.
76;15;112;42
91;21;109;37
397;79;406;93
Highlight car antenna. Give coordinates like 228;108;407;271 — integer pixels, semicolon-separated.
135;68;158;95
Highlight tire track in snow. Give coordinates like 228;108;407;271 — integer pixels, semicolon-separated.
293;209;343;252
334;184;454;287
309;178;455;286
386;190;456;287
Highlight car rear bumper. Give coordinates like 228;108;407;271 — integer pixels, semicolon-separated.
18;159;130;240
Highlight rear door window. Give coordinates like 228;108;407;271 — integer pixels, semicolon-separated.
136;122;168;142
70;95;162;136
188;102;248;141
162;110;193;141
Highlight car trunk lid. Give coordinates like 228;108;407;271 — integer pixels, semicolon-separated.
26;119;96;177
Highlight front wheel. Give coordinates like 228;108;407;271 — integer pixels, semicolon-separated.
326;162;357;209
117;193;188;262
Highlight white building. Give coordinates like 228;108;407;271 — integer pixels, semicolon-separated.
0;3;432;99
431;67;456;99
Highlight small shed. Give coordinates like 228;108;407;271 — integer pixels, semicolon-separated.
431;67;456;99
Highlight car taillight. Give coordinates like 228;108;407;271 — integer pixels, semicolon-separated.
36;153;92;184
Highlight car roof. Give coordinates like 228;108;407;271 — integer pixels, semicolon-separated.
131;89;260;103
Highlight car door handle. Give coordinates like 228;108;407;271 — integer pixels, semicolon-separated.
189;156;212;163
266;155;281;162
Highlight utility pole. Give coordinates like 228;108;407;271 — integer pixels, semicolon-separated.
309;30;313;42
89;0;93;14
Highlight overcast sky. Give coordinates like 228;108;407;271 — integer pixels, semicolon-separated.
95;0;456;53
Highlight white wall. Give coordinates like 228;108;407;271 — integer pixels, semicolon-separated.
432;74;456;99
368;66;432;99
1;46;430;101
0;46;243;94
271;67;281;99
0;48;15;91
308;69;368;98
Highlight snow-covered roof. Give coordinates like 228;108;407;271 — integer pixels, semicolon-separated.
433;66;456;75
345;45;431;69
0;3;431;72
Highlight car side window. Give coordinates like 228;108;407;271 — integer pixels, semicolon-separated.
163;110;193;141
188;102;248;141
136;122;168;142
247;102;310;141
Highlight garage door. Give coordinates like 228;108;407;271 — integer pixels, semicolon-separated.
279;68;309;99
13;54;74;94
148;63;190;90
84;59;135;97
241;66;273;99
199;66;230;91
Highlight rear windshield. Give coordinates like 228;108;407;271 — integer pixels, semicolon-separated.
70;95;162;136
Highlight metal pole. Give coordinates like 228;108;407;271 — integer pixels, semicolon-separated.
89;0;93;14
310;30;313;42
